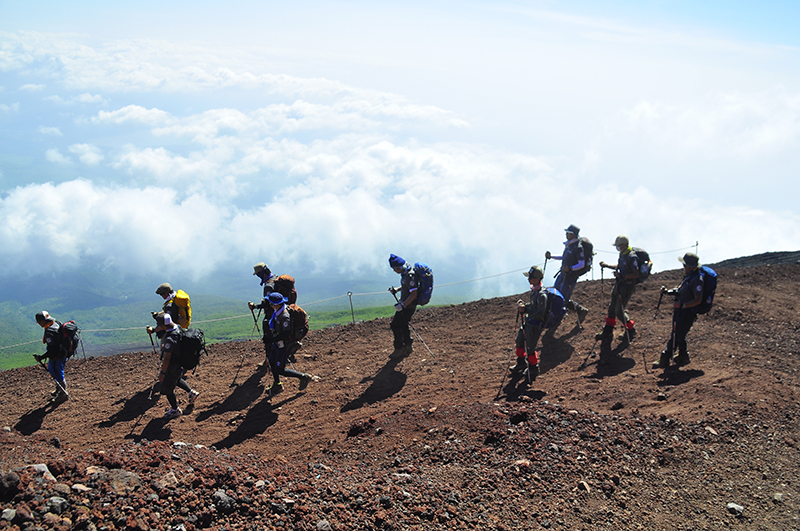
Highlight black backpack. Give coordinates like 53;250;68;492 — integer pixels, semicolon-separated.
57;320;81;359
173;328;207;370
575;237;594;276
631;247;653;283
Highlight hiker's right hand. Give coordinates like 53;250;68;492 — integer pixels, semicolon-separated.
388;286;399;295
599;261;607;268
545;251;551;260
146;326;154;335
33;355;43;362
248;301;255;311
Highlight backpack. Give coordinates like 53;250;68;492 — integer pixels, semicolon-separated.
575;237;594;276
287;304;309;343
57;320;81;358
695;266;718;315
168;290;192;329
412;263;434;306
274;275;298;305
543;287;567;328
631;247;653;283
173;328;206;370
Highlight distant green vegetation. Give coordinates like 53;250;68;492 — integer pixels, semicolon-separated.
0;296;403;371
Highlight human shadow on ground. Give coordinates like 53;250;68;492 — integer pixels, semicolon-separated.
126;417;173;443
538;328;577;375
655;368;705;385
195;370;265;423
340;357;407;413
581;340;638;378
500;368;548;402
97;388;157;429
14;399;66;436
210;393;302;450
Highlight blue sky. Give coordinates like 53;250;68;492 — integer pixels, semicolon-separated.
1;1;798;300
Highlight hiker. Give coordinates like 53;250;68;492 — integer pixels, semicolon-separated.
388;254;419;360
653;253;705;369
147;312;199;420
33;311;69;403
545;224;590;326
248;262;298;370
595;235;640;361
155;283;191;329
263;291;312;395
510;266;548;383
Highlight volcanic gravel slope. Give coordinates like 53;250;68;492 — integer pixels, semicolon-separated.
1;260;799;530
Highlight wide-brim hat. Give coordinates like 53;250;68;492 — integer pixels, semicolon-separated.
523;266;544;280
678;252;700;268
266;291;288;305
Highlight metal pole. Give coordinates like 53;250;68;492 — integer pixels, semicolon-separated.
348;291;355;325
35;358;70;399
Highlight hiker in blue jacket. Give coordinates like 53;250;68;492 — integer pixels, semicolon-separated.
653;252;705;369
509;266;548;384
546;224;590;326
388;254;419;360
264;291;313;395
33;310;69;403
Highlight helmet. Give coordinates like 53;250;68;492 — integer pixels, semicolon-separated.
35;310;52;325
523;266;544;280
565;224;580;237
613;235;629;248
155;283;172;296
253;262;271;276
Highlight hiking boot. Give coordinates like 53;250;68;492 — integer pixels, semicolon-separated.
619;327;636;345
188;390;200;404
163;407;182;420
594;325;614;341
577;307;589;325
298;373;313;391
52;392;69;404
268;382;284;395
525;363;539;384
673;353;691;367
652;353;671;369
509;357;527;372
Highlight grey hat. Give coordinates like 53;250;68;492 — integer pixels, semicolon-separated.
614;235;629;247
155;283;172;296
523;266;544;280
678;252;700;268
565;224;580;236
253;262;271;276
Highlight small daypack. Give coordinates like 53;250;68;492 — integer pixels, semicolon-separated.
695;266;718;315
173;328;206;370
57;320;81;358
543;287;567;328
287;304;309;343
631;247;653;283
274;275;298;305
413;262;434;306
575;237;594;276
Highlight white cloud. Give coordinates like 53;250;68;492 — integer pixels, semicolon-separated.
38;126;62;136
0;102;19;112
68;143;104;165
93;105;170;126
19;83;45;91
45;148;72;164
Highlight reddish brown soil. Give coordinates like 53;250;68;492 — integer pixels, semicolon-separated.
1;262;799;530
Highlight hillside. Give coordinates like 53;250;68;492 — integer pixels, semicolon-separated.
1;260;799;530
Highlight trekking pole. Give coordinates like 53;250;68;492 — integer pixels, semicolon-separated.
639;290;664;375
147;332;160;399
496;309;522;399
542;257;548;278
35;358;70;400
249;308;261;340
619;291;632;347
577;338;599;370
600;266;605;299
391;291;434;357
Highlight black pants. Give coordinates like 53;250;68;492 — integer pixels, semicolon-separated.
664;308;698;355
515;321;543;360
269;344;304;384
390;305;417;349
163;364;191;409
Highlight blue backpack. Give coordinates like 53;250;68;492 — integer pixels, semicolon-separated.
695;266;718;314
543;287;566;328
413;262;434;306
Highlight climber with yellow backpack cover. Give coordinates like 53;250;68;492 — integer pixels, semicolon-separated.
155;283;192;329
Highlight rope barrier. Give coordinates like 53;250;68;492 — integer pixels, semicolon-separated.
1;243;698;353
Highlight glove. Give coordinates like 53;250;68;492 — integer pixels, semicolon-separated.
545;251;551;260
248;301;255;310
394;302;404;311
146;326;154;335
34;354;43;363
388;286;399;295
